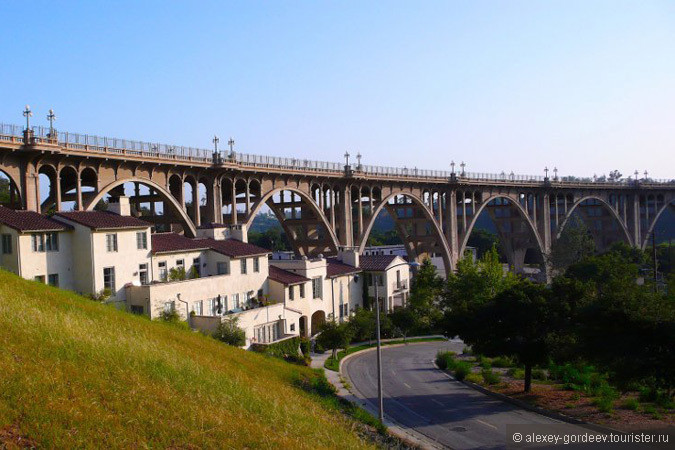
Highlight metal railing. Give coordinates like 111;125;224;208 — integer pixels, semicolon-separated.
1;122;673;186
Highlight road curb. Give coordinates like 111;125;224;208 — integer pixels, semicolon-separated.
431;360;625;436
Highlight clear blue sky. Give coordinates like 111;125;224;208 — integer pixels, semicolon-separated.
1;1;674;178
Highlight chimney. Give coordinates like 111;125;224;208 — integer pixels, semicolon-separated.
338;247;359;268
108;196;131;216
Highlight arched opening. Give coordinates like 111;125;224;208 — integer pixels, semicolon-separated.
86;178;197;237
0;168;21;209
358;192;452;274
310;310;326;336
183;176;198;225
246;187;338;258
558;197;631;253
58;166;79;211
461;194;545;280
38;165;57;214
299;315;308;338
642;198;675;277
80;168;98;209
249;202;292;253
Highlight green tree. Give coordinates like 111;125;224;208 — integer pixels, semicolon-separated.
0;177;10;205
168;266;187;282
389;306;417;342
408;258;444;331
214;316;246;347
467;228;501;259
548;215;595;275
316;318;354;359
466;281;563;392
348;307;376;345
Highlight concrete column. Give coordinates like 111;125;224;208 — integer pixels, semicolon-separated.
447;190;459;263
76;175;83;211
192;181;201;226
462;191;467;233
150;190;156;215
357;187;364;240
211;180;221;224
538;193;551;255
330;188;336;230
231;182;238;225
628;194;641;247
245;181;251;217
35;174;41;213
55;175;62;212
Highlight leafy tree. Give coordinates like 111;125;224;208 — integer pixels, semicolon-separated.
248;227;291;252
348;307;376;345
213;316;247;347
389;306;417;342
608;170;623;182
168;266;187;282
563;251;675;395
316;317;354;359
466;228;501;259
0;177;10;205
464;280;563;392
548;215;595;275
408;258;444;331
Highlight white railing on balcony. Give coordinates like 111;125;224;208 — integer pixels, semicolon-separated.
1;122;673;186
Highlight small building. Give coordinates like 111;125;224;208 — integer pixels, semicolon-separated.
360;254;411;312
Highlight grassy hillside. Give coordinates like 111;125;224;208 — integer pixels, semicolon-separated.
0;270;373;448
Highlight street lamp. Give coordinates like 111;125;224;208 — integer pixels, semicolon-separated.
47;109;56;136
373;275;384;423
213;135;219;152
356;152;362;169
450;160;455;174
644;170;649;180
228;137;235;157
553;167;558;180
23;105;32;130
460;161;466;176
344;151;350;167
544;166;549;179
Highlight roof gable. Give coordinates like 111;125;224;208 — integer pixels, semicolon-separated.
0;206;71;232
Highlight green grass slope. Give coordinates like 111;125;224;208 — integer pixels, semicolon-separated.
0;270;372;448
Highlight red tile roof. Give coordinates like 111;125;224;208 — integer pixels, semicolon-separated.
55;211;151;230
203;238;271;258
359;255;399;271
268;265;310;285
326;258;362;278
0;206;71;232
151;233;210;254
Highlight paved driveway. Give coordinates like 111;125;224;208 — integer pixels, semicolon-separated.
342;341;593;449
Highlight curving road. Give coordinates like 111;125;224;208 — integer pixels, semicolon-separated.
343;341;592;449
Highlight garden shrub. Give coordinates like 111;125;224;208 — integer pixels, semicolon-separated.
507;368;525;379
465;373;483;384
436;351;457;370
491;356;515;368
621;398;639;410
481;368;501;385
251;337;304;364
453;362;472;381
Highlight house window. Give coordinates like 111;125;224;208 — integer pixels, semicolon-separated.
1;234;11;254
290;323;296;332
176;259;184;269
158;261;167;281
164;301;174;313
299;283;305;298
217;261;229;275
312;277;323;299
240;258;247;274
192;258;200;277
193;300;203;315
31;234;45;252
257;289;263;299
139;264;149;285
232;293;240;309
106;234;118;252
396;270;401;288
289;285;295;300
34;275;45;283
136;232;148;250
253;257;260;272
45;232;58;251
48;273;59;287
130;305;144;315
103;267;116;292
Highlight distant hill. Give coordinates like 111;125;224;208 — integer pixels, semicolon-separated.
0;270;373;448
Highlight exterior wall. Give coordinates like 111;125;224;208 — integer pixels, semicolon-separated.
268;279;288;305
66;220;95;295
0;226;19;275
17;231;75;290
89;227;152;300
326;273;363;322
152;250;208;280
190;303;301;349
126;264;269;319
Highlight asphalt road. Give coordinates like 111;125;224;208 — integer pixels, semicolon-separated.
342;341;593;449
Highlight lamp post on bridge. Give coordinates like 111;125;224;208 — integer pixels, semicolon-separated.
47;109;57;138
228;137;235;159
553;167;558;181
644;170;649;181
356;152;362;170
23;105;32;131
213;135;221;164
460;161;466;177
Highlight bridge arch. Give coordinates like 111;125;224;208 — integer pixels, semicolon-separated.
0;167;22;208
557;196;632;247
357;191;453;273
244;186;339;257
641;198;675;250
85;177;198;237
459;194;545;264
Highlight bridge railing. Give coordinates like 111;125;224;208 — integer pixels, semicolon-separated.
0;122;673;185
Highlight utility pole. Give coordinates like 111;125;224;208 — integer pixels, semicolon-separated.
374;277;384;423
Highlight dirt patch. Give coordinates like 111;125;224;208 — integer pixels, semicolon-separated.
493;379;674;432
0;424;37;449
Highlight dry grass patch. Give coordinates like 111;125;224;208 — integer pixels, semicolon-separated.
0;271;374;448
